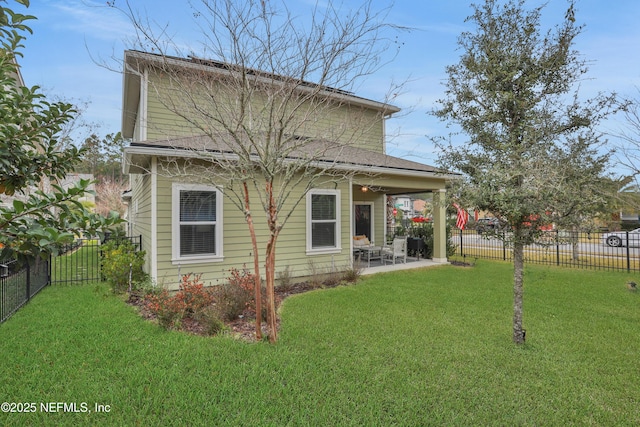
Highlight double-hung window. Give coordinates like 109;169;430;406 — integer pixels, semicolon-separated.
172;183;223;263
307;189;341;254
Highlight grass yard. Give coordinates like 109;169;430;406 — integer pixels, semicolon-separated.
1;260;639;426
50;241;101;284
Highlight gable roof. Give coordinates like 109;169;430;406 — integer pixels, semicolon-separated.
124;135;454;179
122;50;401;139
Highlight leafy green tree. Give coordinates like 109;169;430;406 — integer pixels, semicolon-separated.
0;0;121;259
77;132;128;182
433;0;617;344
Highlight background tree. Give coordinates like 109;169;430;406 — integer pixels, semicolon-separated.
608;90;640;217
0;0;121;259
76;132;128;182
117;0;402;342
613;89;640;180
433;0;617;344
94;178;128;218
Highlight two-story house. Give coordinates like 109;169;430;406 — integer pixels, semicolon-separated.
121;50;452;288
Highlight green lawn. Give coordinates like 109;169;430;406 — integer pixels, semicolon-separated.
50;241;101;284
1;260;639;426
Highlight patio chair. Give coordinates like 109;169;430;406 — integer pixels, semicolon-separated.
382;237;407;265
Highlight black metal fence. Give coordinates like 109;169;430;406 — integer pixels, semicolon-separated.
1;257;49;323
49;239;102;285
49;235;142;285
453;229;640;272
1;235;142;324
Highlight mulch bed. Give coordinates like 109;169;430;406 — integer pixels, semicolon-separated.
127;280;348;342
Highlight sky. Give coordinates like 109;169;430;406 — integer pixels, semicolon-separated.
17;0;640;175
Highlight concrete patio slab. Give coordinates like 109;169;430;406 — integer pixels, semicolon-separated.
359;258;448;275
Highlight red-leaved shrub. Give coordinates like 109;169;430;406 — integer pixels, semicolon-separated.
145;274;215;329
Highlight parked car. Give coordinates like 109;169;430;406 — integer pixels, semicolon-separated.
476;218;500;235
603;228;640;247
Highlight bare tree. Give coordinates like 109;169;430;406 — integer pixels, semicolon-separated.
115;0;403;342
611;90;640;193
95;178;128;218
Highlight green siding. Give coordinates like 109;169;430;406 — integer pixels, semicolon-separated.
129;173;152;274
149;165;352;290
129;162;448;290
146;82;196;141
126;67;449;289
144;72;385;152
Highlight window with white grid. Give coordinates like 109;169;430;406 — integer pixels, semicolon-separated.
306;189;341;254
172;183;223;263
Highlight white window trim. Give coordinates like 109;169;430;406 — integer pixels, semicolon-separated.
306;189;342;255
171;183;223;265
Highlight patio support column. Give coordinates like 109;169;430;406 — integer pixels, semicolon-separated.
432;189;448;263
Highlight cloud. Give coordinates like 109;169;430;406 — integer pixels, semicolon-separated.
47;0;134;42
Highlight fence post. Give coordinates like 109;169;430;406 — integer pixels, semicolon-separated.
48;252;52;286
556;230;560;266
626;230;631;272
26;260;31;301
459;229;463;256
503;231;507;261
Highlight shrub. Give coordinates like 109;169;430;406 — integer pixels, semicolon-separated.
193;306;228;336
276;265;294;291
306;260;351;288
306;259;324;288
144;274;216;330
145;289;186;330
341;263;362;283
174;273;215;316
101;239;147;294
323;268;343;287
213;268;256;321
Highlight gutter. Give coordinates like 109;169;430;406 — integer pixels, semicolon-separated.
123;145;459;181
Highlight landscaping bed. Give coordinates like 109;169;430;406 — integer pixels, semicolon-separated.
128;274;355;342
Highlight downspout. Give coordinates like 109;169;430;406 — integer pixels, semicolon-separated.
151;156;158;281
143;70;155;281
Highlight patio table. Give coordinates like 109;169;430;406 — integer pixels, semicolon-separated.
355;245;383;267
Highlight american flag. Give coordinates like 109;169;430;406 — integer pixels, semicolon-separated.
453;203;469;230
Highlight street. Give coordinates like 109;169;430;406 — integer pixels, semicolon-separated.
453;231;640;268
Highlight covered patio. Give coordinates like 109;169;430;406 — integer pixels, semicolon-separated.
358;256;445;276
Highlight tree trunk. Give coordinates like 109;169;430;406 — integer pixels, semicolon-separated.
264;236;278;343
243;182;262;341
264;181;279;343
571;227;580;261
513;232;526;344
